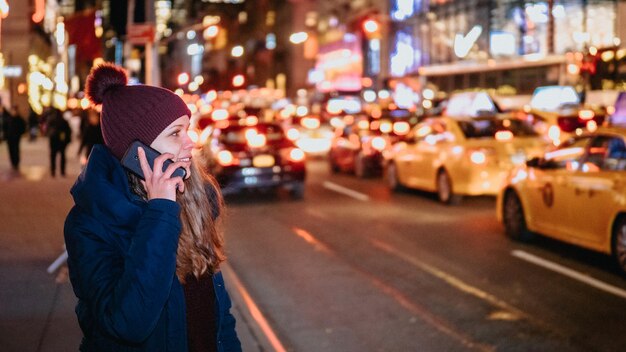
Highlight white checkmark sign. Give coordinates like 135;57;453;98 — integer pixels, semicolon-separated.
454;25;483;58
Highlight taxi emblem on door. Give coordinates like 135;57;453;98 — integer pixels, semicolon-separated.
542;183;554;208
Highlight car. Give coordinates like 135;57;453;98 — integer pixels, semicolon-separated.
198;120;306;198
526;85;606;146
286;115;334;157
385;114;547;204
328;112;412;178
497;127;626;276
329;122;389;178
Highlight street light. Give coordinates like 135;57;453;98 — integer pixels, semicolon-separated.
203;25;219;40
232;74;245;87
231;45;244;57
289;32;308;44
362;19;379;35
0;0;8;19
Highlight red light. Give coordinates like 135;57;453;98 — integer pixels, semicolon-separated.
232;74;245;87
217;150;235;166
32;0;44;22
363;20;379;34
579;109;594;120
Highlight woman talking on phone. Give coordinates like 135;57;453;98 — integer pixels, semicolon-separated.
64;63;241;351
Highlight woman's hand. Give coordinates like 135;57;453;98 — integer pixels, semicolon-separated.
137;147;186;201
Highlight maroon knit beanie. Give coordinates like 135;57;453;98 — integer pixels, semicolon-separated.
85;63;191;160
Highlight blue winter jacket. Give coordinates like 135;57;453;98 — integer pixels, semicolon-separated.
64;145;241;352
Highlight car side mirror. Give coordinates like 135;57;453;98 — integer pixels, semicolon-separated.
526;157;542;168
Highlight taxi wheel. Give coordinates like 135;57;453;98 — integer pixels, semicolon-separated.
329;155;340;173
503;191;534;241
386;162;402;191
611;217;626;276
436;170;461;205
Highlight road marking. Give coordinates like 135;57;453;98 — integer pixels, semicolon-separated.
372;239;527;320
292;227;331;253
305;208;328;220
322;181;370;201
292;228;492;351
511;250;626;300
365;269;494;352
223;264;288;352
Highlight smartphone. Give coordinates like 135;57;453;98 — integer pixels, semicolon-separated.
121;140;187;181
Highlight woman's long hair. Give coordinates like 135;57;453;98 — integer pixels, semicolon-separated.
128;163;226;283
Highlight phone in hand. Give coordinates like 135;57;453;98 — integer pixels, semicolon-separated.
121;140;187;181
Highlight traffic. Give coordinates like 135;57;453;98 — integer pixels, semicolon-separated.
181;85;626;279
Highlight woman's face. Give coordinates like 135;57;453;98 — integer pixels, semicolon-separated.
150;115;194;177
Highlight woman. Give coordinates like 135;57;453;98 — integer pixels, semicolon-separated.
64;63;241;351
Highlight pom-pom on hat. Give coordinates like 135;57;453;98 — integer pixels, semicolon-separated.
85;63;191;160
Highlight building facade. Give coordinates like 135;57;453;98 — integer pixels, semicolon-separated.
387;0;622;95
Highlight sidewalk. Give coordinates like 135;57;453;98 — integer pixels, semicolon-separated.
0;136;273;351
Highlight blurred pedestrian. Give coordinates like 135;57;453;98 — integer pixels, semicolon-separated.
77;108;104;163
0;100;7;143
4;105;26;171
46;106;72;177
27;107;40;141
64;63;241;351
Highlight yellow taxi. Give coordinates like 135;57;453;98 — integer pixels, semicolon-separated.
526;85;606;146
385;92;547;204
497;127;626;275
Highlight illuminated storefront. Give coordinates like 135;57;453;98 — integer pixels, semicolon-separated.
312;34;363;93
389;0;620;94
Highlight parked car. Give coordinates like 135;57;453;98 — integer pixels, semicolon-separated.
198;120;306;198
497;127;626;276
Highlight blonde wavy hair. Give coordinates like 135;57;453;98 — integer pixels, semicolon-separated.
128;163;226;283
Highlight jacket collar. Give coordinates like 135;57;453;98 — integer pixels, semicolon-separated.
70;145;144;230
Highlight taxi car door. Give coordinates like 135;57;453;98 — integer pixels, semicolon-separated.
566;136;626;244
412;120;449;190
396;122;428;188
526;137;591;236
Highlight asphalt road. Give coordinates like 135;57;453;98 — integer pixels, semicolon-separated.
223;158;626;352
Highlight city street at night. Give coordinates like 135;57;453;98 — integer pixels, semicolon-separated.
3;139;626;351
4;0;626;351
223;158;626;351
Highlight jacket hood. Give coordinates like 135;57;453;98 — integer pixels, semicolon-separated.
70;145;144;230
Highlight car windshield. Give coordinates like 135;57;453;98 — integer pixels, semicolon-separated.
445;92;499;118
457;118;538;138
611;92;626;126
530;86;581;111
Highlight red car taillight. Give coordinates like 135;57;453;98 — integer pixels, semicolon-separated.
217;150;237;166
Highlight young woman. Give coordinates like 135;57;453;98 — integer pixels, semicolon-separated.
64;63;241;351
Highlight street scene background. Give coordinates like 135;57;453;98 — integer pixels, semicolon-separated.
3;0;626;351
